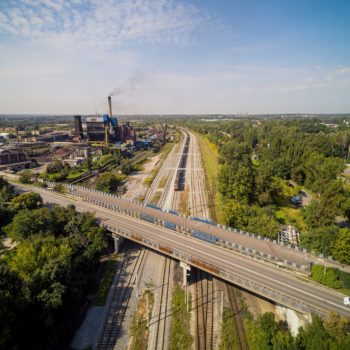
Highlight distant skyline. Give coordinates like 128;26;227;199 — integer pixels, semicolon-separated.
0;0;349;115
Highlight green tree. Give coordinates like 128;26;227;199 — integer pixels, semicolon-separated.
311;265;342;289
120;159;133;175
96;172;121;193
303;201;335;229
246;208;281;239
19;170;32;184
4;208;52;241
331;229;350;264
223;200;250;228
0;176;14;203
9;192;43;211
258;312;278;346
300;226;339;254
295;314;330;350
53;183;66;194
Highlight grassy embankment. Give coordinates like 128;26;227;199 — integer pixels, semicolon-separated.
129;290;154;350
219;307;240;350
196;133;224;223
94;254;119;306
143;142;177;187
168;285;192;350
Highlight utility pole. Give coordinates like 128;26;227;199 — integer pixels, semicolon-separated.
185;281;188;312
146;293;149;327
220;290;224;323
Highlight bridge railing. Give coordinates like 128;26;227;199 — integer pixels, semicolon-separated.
43;181;311;274
102;222;327;318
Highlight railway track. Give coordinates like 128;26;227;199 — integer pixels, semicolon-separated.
96;243;146;350
153;257;172;349
226;285;249;350
194;270;214;350
185;131;217;349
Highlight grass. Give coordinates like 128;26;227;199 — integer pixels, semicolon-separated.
274;206;307;231
179;187;190;216
219;307;240;350
151;191;162;205
169;285;193;350
158;176;167;188
144;142;177;187
196;133;224;223
94;256;118;306
160;142;175;160
129;290;154;350
143;166;160;187
66;168;88;179
273;178;308;230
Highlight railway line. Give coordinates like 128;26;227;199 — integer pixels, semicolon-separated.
96;243;146;350
184;130;217;349
145;136;185;350
153;257;172;350
226;284;249;350
194;270;214;350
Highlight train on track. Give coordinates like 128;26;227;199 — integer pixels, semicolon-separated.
174;133;190;191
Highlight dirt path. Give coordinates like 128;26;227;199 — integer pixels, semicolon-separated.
123;154;161;201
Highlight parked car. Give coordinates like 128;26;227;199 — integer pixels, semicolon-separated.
343;297;350;306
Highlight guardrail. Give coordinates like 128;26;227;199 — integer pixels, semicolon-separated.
43;181;311;273
102;222;327;318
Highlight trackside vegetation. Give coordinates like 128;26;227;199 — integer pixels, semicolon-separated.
311;264;350;293
129;290;154;350
169;285;193;350
0;177;108;349
186;118;350;262
242;309;350;349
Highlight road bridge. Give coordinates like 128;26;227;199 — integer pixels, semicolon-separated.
62;184;345;272
12;183;350;319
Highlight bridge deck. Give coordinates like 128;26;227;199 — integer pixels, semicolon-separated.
13;183;350;319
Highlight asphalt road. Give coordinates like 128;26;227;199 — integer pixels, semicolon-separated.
13;183;350;318
68;186;314;267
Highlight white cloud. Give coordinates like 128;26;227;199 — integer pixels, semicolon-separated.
0;0;210;50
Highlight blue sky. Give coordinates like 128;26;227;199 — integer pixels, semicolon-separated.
0;0;349;114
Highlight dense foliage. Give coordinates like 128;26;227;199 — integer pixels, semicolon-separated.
95;172;123;193
244;311;350;350
187;118;350;259
0;177;108;349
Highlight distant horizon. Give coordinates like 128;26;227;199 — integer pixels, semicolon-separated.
1;112;350;118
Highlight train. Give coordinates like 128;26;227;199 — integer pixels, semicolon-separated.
174;133;190;191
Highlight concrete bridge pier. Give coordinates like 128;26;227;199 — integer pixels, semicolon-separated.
180;261;191;287
113;235;124;253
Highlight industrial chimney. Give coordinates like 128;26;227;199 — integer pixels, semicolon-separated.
108;96;112;119
74;115;84;139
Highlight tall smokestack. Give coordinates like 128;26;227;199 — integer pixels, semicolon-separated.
108;96;112;119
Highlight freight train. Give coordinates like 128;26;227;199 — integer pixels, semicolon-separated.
174;132;190;191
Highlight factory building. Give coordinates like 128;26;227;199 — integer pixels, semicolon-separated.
116;122;136;144
86;115;118;143
0;148;33;170
85;97;136;145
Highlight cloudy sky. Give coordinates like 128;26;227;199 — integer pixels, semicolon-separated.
0;0;349;115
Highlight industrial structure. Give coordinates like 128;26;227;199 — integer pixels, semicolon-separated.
85;96;136;145
74;115;84;139
0;147;34;170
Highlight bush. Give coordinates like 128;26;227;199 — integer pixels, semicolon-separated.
96;173;121;193
311;264;342;289
337;270;350;289
19;170;32;184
